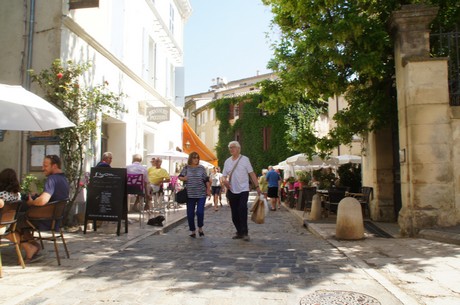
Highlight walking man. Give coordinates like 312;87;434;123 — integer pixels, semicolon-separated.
222;141;261;241
266;165;281;211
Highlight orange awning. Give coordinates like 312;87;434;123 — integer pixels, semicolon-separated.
182;119;218;166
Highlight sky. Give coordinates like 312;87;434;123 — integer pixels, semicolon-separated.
184;0;275;96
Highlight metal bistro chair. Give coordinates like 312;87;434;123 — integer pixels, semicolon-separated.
301;187;318;217
25;200;70;266
346;186;373;218
0;200;25;277
326;187;348;214
127;173;146;226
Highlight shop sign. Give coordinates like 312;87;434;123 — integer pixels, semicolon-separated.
147;107;170;123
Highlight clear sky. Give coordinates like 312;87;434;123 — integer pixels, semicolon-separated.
184;0;274;96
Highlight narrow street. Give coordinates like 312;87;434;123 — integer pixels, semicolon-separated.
10;201;404;305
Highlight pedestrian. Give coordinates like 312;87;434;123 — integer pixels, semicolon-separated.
266;165;281;211
221;141;261;241
210;167;223;211
147;158;170;211
126;153;149;211
178;152;211;238
258;169;268;199
96;152;112;167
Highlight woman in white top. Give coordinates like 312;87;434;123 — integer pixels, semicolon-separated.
210;167;223;211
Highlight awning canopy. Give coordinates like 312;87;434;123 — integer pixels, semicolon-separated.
182;119;218;167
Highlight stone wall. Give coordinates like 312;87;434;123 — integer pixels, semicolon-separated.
391;5;460;235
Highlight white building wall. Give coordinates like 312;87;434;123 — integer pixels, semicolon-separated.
61;0;190;168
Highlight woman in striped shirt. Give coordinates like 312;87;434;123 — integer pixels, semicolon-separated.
178;152;211;238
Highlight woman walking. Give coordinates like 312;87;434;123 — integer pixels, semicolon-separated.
210;167;223;211
178;152;211;238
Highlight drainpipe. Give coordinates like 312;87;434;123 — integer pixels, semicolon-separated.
19;0;36;177
336;95;340;155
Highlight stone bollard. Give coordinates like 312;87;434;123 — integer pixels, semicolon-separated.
336;197;364;240
309;194;322;220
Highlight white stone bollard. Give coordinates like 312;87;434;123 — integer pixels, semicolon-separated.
309;194;322;220
336;197;364;240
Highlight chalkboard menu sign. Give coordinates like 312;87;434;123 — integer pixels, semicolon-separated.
84;167;128;236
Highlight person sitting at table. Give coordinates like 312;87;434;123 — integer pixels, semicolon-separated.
13;155;69;263
0;167;39;262
147;158;170;210
126;154;149;211
96;152;113;167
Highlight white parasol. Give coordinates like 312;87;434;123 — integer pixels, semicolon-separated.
332;154;362;165
0;84;75;131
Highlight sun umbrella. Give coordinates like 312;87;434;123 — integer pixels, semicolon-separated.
286;153;334;167
0;84;75;131
332;154;362;165
147;150;189;174
147;150;189;161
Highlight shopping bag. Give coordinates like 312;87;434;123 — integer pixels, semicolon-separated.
251;198;265;224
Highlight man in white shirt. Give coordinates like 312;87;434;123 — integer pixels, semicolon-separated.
221;141;261;241
126;154;148;211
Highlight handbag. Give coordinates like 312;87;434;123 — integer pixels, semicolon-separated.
176;187;188;203
176;166;188;204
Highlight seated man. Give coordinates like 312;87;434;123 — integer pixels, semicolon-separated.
11;155;70;262
147;158;170;210
126;153;149;211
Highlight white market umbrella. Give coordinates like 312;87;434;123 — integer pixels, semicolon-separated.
147;150;189;174
147;150;189;161
0;84;75;131
199;160;214;169
286;153;334;167
332;154;362;165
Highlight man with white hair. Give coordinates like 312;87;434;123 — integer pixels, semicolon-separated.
221;141;261;241
126;154;149;211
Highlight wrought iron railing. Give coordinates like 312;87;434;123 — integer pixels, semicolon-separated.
431;25;460;106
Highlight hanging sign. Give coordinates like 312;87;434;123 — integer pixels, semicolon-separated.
147;107;170;123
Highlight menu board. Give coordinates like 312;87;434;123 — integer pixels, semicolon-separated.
84;167;128;235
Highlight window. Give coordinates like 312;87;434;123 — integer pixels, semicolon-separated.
29;142;60;171
148;37;157;87
210;108;215;121
263;127;271;151
169;4;175;34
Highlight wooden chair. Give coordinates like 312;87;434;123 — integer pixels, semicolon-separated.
25;200;70;266
347;187;373;218
127;173;146;226
0;200;25;277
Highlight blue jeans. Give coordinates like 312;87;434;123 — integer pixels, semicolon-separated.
226;190;249;236
186;197;206;232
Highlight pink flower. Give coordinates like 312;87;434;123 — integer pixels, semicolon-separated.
57;72;63;79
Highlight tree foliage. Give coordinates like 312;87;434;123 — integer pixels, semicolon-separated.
29;59;125;211
260;0;460;156
212;94;295;173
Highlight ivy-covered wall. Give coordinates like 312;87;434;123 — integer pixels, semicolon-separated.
212;94;296;174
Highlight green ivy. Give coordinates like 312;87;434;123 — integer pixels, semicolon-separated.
212;94;297;174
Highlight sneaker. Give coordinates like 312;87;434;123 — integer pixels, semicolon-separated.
232;235;243;239
243;235;250;241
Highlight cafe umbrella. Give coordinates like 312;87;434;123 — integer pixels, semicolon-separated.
0;83;75;131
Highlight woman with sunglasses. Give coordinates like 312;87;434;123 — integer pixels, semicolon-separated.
178;152;211;238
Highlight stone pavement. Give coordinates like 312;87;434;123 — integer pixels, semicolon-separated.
0;196;459;305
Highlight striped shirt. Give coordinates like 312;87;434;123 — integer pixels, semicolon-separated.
179;165;208;198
